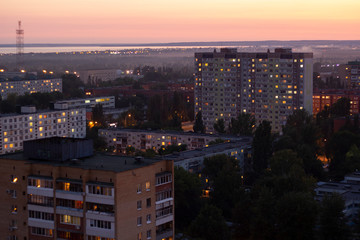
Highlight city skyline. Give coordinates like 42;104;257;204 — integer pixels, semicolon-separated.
1;0;360;44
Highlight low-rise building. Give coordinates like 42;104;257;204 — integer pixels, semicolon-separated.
315;172;360;218
99;128;245;153
0;137;174;240
55;96;115;110
0;78;62;99
165;139;252;173
0;105;86;155
312;89;360;115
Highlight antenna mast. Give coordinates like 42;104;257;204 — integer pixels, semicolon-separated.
16;21;24;70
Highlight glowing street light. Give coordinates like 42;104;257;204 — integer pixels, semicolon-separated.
43;70;47;73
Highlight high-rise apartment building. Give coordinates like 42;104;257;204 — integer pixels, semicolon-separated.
0;105;86;155
0;78;62;99
194;48;313;132
0;137;174;240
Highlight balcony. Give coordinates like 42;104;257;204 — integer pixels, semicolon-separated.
156;214;173;226
56;190;84;201
28;218;54;229
86;211;115;222
27;186;54;197
156;229;173;240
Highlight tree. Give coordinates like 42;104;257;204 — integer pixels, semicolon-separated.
276;192;318;240
174;167;202;231
188;204;229;240
252;120;273;174
203;154;243;217
327;130;360;180
213;118;225;134
330;97;350;117
228;113;255;136
193;111;206;133
276;109;324;179
92;104;106;127
318;194;349;240
258;150;316;197
250;187;277;240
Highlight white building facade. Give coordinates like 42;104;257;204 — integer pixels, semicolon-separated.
0;78;62;99
0;106;86;155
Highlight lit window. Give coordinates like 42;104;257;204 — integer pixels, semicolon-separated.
39;127;43;132
146;181;150;191
3;132;7;136
4;138;8;142
10;143;14;148
39;115;43;119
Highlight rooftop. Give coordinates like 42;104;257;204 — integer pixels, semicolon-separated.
164;140;252;162
0;152;160;173
101;127;250;141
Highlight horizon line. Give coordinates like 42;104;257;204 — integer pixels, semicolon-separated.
1;39;360;47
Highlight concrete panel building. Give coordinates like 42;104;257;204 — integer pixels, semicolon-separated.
99;128;245;153
0;78;62;99
0;105;86;155
194;48;313;132
55;96;115;110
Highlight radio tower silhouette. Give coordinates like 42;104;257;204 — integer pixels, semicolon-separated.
16;21;24;71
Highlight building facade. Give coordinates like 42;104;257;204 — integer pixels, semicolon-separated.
312;89;360;115
167;140;252;174
55;96;115;110
194;48;313;132
0;105;86;155
99;128;244;153
0;78;62;99
0;138;174;240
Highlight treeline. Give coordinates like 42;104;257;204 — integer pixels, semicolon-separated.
0;74;86;114
176;97;360;240
0;92;64;113
105;92;194;131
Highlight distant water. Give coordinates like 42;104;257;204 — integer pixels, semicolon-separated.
0;44;245;54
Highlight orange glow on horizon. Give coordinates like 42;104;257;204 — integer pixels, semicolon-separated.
1;0;359;43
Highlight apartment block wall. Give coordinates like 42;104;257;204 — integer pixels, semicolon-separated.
0;156;174;240
0;78;62;99
99;129;234;153
194;48;313;132
0;108;86;155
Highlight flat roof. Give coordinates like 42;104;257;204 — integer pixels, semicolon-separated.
100;127;251;141
0;152;162;173
165;141;252;162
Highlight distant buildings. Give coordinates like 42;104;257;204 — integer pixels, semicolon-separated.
0;137;174;240
0;78;62;99
0;105;86;155
167;139;252;174
79;69;142;84
347;61;360;88
315;172;360;218
99;128;245;153
194;48;313;132
312;89;360;115
55;96;115;110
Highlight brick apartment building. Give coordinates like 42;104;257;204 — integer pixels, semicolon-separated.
0;137;174;240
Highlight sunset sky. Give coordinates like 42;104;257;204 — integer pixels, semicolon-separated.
1;0;360;44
